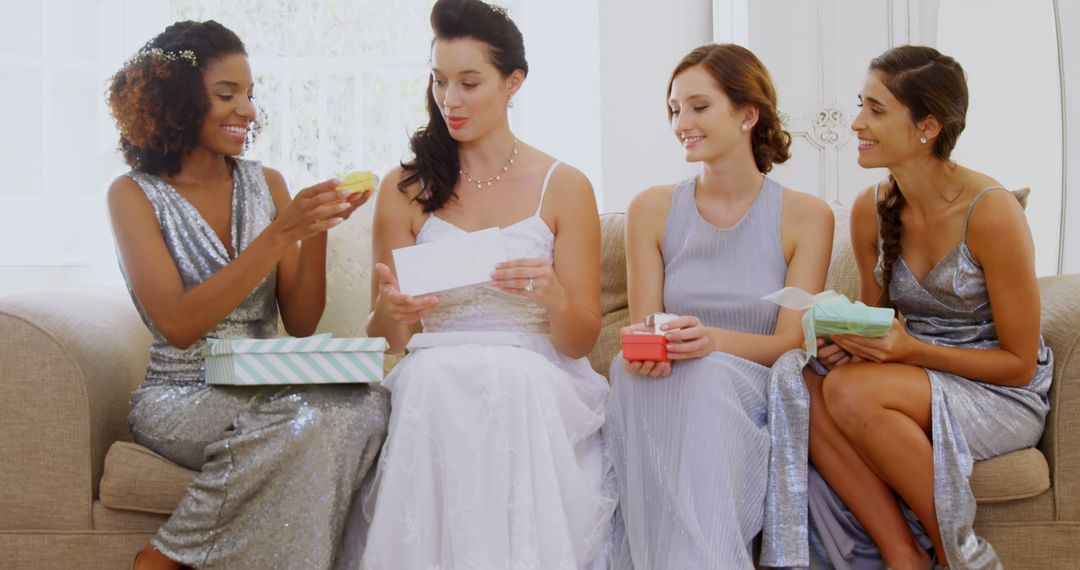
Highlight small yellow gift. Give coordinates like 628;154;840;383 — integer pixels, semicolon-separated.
336;170;378;195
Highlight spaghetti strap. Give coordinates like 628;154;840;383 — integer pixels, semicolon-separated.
962;185;1008;242
534;160;561;217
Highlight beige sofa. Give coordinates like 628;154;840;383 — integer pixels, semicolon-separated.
2;213;1078;568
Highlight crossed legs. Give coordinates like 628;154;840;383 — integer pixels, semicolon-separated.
803;363;945;569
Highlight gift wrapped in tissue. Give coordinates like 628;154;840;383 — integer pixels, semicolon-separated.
763;287;894;357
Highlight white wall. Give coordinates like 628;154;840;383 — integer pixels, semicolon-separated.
1058;0;1080;274
937;0;1063;277
597;0;712;213
509;0;604;209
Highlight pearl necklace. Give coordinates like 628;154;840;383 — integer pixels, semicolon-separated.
460;139;518;190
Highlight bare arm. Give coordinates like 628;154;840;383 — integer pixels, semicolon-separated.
270;168;372;336
625;185;673;324
108;173;347;349
490;165;602;358
850;185;884;304
539;166;602;358
365;168;440;353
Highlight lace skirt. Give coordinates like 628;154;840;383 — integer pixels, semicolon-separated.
351;332;615;570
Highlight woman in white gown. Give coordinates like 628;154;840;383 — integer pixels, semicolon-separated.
355;0;614;568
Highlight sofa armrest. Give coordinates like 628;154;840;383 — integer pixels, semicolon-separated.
0;289;149;530
1036;274;1080;521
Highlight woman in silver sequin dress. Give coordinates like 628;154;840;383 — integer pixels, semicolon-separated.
604;44;834;569
106;21;389;570
761;46;1053;570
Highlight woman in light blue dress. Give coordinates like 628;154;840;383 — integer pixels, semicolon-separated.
605;43;834;569
762;45;1053;570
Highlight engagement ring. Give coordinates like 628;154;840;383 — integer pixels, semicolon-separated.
524;278;534;292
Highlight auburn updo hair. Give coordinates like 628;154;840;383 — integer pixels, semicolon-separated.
667;43;791;173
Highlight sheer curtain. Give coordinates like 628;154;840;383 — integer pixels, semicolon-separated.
0;0;434;292
0;0;613;295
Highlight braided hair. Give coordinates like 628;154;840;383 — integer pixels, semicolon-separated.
869;46;968;307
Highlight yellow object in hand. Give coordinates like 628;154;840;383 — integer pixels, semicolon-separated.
336;170;378;195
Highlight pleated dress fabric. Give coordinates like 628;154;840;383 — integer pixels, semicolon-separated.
606;176;788;569
122;159;389;569
761;185;1053;570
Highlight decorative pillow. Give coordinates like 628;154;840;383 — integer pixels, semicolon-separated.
1011;187;1030;209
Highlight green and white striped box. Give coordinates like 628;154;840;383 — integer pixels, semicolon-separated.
204;333;387;385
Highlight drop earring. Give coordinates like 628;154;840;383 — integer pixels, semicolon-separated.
508;96;515;109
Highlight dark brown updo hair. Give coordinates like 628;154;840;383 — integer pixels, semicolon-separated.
869;45;968;307
398;0;528;213
667;43;791;173
107;20;247;177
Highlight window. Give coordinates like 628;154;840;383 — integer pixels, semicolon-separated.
0;0;436;287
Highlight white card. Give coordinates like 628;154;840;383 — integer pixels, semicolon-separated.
392;226;508;296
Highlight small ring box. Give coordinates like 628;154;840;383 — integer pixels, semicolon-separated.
621;332;668;362
621;312;677;362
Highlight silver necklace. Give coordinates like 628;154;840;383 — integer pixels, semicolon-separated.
460;138;518;190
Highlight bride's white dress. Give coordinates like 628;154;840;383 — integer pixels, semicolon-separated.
357;161;615;570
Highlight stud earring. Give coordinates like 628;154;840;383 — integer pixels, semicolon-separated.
741;123;749;131
919;136;927;144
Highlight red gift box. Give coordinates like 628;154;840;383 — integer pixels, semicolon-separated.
621;333;669;362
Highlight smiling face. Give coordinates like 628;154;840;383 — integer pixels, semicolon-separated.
668;64;750;164
197;53;255;157
851;70;932;169
430;37;521;143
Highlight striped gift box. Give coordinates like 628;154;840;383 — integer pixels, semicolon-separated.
204;334;387;385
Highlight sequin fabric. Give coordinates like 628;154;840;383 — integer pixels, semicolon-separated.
124;159;278;386
762;185;1053;570
122;159;390;569
606;176;787;569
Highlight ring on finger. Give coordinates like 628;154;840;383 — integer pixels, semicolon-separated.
524;278;534;292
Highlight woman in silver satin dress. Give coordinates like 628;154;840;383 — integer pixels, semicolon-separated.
106;21;388;569
605;44;834;569
761;46;1053;570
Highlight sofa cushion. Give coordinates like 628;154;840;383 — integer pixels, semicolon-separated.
599;213;628;317
99;442;196;515
971;447;1050;504
589;213;631;377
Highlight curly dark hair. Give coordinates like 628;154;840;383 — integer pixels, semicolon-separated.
869;45;968;307
107;20;247;177
667;44;791;173
399;0;528;212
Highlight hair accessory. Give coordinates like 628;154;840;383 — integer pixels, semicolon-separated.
919;136;928;144
460;138;518;190
129;47;198;68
